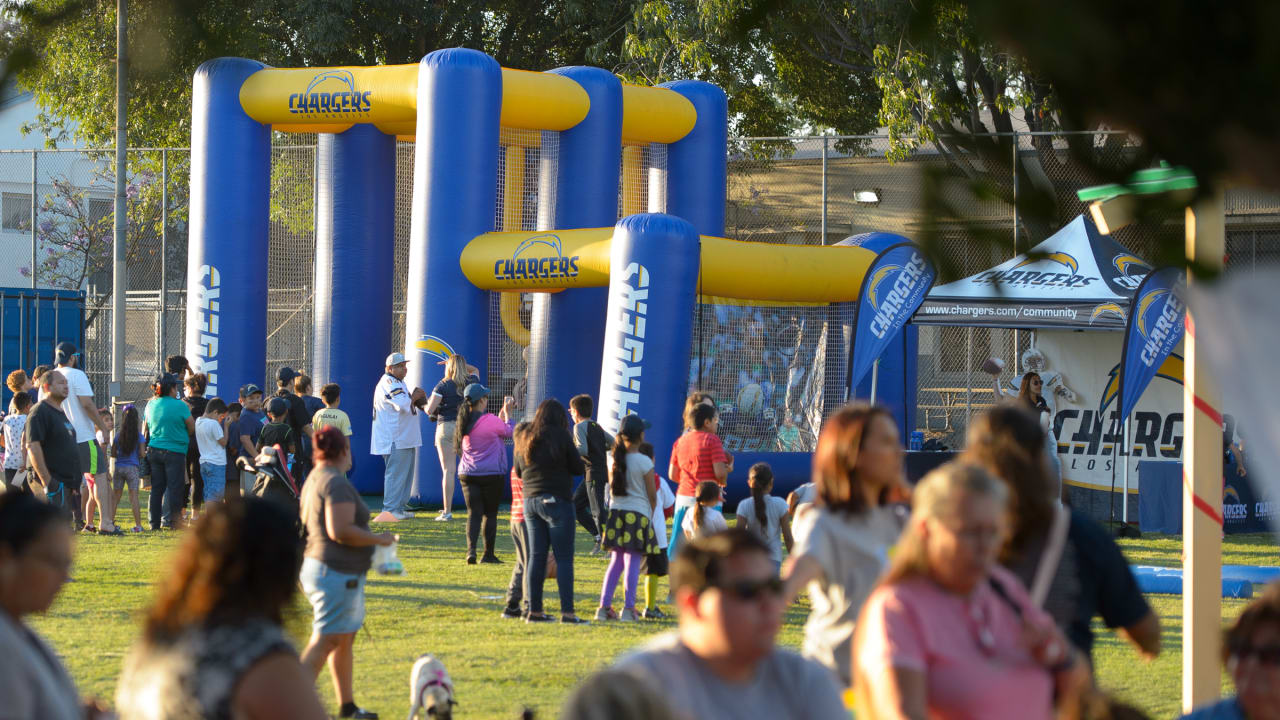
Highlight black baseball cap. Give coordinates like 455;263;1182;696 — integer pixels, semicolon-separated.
55;341;79;365
619;414;651;437
266;396;289;416
276;367;300;383
240;383;264;398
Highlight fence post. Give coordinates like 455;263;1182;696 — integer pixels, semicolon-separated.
820;135;829;245
30;150;37;289
159;148;168;372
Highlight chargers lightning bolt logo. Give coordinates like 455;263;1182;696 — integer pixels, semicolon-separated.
867;265;901;309
1013;252;1079;274
1090;303;1126;325
415;335;457;362
1098;353;1184;413
1135;288;1169;339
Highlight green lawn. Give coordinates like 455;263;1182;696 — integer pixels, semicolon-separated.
27;495;1278;719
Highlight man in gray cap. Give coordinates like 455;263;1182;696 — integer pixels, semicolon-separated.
48;341;119;534
371;352;426;521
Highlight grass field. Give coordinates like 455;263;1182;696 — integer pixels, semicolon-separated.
26;494;1278;719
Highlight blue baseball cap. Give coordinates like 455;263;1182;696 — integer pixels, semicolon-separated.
463;383;491;402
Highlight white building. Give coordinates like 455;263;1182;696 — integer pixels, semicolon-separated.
0;77;107;290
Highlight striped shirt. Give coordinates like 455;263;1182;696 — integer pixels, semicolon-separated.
671;430;728;497
510;467;525;524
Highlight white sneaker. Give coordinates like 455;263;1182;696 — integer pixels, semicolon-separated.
435;511;452;521
619;608;638;622
393;509;415;520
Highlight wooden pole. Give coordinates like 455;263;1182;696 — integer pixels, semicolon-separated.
1182;189;1225;712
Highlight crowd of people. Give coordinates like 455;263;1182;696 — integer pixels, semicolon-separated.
0;343;1275;720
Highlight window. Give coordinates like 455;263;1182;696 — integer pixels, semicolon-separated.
2;192;30;231
88;198;113;228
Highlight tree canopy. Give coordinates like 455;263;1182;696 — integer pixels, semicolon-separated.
2;0;638;148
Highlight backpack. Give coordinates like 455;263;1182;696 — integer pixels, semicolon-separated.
246;445;300;514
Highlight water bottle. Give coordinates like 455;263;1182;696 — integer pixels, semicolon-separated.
909;430;924;452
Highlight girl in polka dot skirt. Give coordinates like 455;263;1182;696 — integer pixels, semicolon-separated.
595;414;658;622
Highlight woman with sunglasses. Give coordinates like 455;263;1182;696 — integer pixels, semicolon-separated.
1180;581;1280;720
781;403;908;689
991;367;1063;503
615;529;846;718
0;492;90;720
854;463;1087;720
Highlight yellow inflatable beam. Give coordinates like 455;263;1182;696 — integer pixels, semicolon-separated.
460;228;879;303
239;64;696;143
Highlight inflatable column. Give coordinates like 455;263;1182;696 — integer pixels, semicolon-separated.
661;81;728;236
406;49;502;507
313;126;396;493
526;67;622;410
186;58;271;399
597;214;700;476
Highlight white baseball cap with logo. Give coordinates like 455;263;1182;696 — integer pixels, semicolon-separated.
385;352;408;367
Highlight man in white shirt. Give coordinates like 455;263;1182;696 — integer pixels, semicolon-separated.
371;352;426;521
615;529;845;720
47;342;118;534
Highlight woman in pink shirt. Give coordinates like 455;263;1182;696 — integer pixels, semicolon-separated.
455;383;516;564
853;463;1087;720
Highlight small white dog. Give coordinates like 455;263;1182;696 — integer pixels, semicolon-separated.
407;654;457;720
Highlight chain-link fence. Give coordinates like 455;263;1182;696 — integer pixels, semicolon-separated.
4;133;1279;443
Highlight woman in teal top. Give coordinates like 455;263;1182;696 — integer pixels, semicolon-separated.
143;373;195;530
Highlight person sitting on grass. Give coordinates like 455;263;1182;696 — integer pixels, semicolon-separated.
111;404;147;532
258;397;298;463
682;480;727;541
733;463;793;572
116;498;328;720
595;415;658;623
615;529;846;719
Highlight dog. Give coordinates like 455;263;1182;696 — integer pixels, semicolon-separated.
407;654;457;720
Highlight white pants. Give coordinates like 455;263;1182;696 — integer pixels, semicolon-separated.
381;447;416;513
435;421;458;512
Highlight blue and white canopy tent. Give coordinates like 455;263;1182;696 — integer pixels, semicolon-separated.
914;214;1153;330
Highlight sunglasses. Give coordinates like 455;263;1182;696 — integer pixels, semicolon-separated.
715;576;784;601
1231;643;1280;665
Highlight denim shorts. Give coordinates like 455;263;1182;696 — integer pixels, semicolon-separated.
200;462;226;502
299;557;366;635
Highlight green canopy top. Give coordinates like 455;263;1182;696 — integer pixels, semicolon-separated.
1076;163;1198;202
